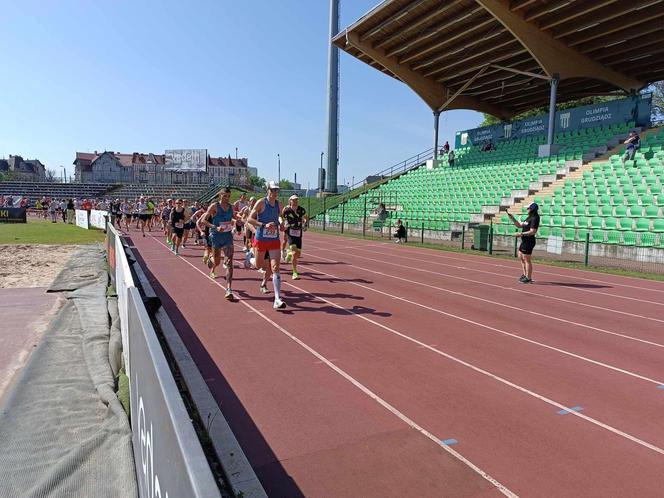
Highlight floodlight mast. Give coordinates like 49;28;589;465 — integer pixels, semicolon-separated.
325;0;340;193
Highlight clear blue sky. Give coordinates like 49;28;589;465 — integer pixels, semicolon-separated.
0;0;484;189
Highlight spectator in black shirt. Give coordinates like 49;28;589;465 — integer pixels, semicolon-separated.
508;202;540;283
393;219;406;244
622;130;640;165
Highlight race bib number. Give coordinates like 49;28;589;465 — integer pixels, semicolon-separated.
289;228;301;237
175;221;184;229
218;222;233;232
263;226;279;239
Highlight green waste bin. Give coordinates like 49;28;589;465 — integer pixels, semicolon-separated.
473;224;490;251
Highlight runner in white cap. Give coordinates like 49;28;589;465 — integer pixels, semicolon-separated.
248;181;286;309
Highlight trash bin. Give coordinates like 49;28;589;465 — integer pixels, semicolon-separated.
473;224;490;251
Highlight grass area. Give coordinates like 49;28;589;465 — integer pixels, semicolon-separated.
309;228;664;282
0;219;105;244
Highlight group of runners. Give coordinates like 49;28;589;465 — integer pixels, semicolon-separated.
119;182;308;310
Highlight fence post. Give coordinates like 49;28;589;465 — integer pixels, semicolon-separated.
584;232;590;266
421;222;424;244
341;201;345;234
513;234;518;257
322;196;326;231
461;225;465;250
488;220;494;255
362;195;367;237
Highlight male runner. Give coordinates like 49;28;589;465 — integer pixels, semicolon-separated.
202;188;236;299
282;194;308;280
248;181;286;309
169;199;186;254
136;196;148;237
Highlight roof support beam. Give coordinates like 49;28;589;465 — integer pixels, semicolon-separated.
475;0;644;91
344;30;511;119
437;65;490;112
360;0;429;42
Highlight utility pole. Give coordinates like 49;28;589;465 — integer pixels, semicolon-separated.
325;0;340;193
277;153;281;185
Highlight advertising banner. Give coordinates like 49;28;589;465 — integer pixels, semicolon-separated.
164;149;207;172
90;209;108;230
75;209;89;229
115;230;134;378
0;207;27;223
455;95;652;148
127;288;221;498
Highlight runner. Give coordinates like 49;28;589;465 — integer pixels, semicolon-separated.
282;194;308;280
248;181;286;310
136;196;148;237
120;198;131;231
202;188;236;300
169;199;186;254
233;193;248;241
145;197;155;231
162;199;173;244
195;203;213;269
181;200;195;248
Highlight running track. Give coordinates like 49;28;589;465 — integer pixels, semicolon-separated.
127;228;664;497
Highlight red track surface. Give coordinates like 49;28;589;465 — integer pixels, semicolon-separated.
127;228;664;497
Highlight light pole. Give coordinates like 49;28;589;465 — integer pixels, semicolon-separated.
235;147;238;160
277;153;281;186
60;166;66;183
319;151;324;193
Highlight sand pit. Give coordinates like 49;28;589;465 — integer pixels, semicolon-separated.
0;245;83;288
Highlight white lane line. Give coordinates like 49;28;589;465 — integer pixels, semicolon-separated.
311;233;664;293
311;239;664;307
144;235;519;497
279;279;664;458
306;243;664;325
302;250;664;350
299;255;664;386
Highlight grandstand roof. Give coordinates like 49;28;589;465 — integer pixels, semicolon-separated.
332;0;664;119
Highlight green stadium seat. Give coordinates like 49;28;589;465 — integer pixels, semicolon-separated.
606;230;622;244
618;217;633;230
538;226;550;238
638;232;655;247
645;205;660;218
635;218;650;231
563;228;575;241
622;231;637;246
576;228;589;242
600;205;613;217
654;219;664;232
614;205;628;217
591;229;606;243
628;206;644;217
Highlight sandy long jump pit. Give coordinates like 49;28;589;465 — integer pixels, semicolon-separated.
0;244;80;401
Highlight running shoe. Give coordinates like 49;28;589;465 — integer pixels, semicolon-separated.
243;259;251;269
210;271;217;279
292;272;300;280
174;249;179;256
203;255;209;265
518;274;527;282
225;288;233;300
281;249;287;260
520;277;532;284
259;284;269;294
222;262;228;270
273;298;286;310
285;251;293;263
182;242;186;248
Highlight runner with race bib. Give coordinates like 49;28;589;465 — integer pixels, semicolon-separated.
282;194;308;280
202;187;237;300
248;181;286;310
169;199;186;255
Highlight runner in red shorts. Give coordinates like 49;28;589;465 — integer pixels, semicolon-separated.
248;181;286;309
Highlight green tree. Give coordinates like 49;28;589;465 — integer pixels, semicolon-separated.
279;179;294;189
249;175;266;188
649;81;663;121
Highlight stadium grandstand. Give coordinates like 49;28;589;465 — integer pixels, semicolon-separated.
313;0;664;271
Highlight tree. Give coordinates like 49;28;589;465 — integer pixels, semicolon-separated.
279;179;294;190
249;175;266;188
649;81;663;122
45;168;58;182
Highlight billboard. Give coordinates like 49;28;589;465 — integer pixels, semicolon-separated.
455;95;652;148
164;149;207;172
0;207;26;223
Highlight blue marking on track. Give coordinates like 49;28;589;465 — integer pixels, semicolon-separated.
558;406;583;415
442;438;458;446
657;385;664;390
